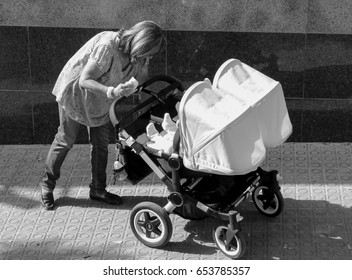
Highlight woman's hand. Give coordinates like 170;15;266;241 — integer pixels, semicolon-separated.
107;77;139;99
112;82;135;98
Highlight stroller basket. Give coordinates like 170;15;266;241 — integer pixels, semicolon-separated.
109;60;289;259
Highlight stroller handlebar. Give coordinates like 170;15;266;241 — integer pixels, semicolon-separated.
109;74;184;130
138;74;185;92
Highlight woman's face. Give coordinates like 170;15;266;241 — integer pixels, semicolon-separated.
138;55;153;68
145;56;153;66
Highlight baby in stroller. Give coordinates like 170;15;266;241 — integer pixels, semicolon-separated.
109;59;292;259
145;112;178;154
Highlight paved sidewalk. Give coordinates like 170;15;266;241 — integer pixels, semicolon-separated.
0;143;352;260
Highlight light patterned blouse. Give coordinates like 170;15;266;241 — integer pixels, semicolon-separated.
52;31;135;127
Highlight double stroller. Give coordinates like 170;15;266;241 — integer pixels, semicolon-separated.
109;59;292;259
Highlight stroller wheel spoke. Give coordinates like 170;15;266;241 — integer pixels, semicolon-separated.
226;242;238;251
256;194;270;209
219;229;226;240
152;227;162;237
143;212;152;222
137;219;147;228
262;201;270;210
150;217;161;228
267;199;277;209
145;230;151;238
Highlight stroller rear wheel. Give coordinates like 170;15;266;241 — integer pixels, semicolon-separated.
130;202;173;248
252;185;284;217
213;226;246;259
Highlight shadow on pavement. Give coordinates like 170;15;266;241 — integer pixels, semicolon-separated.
55;193;352;259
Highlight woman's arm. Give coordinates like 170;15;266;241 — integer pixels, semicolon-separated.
79;59;109;96
79;59;135;99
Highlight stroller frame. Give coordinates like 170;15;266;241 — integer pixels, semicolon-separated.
110;75;284;259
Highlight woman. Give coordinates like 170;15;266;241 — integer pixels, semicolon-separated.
40;21;166;210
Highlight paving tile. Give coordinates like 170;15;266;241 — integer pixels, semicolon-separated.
0;143;352;259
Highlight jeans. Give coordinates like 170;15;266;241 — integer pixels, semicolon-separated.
40;104;111;193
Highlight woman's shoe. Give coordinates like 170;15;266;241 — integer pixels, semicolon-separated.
89;191;122;205
41;191;55;210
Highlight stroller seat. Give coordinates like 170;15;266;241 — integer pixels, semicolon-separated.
125;118;213;180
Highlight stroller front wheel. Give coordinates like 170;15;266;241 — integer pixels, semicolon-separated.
252;185;284;217
213;226;246;259
130;202;173;248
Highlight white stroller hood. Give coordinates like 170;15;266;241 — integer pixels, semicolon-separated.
178;59;292;175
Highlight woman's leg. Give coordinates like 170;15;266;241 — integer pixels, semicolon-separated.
88;122;122;205
40;105;80;209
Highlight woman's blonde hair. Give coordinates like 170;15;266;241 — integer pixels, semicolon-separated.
119;21;166;66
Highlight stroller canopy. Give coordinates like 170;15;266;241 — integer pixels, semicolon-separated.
178;59;292;175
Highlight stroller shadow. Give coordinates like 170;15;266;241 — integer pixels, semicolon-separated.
54;194;352;259
160;197;352;260
162;218;220;256
237;198;352;260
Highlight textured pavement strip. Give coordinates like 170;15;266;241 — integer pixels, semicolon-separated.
0;143;352;260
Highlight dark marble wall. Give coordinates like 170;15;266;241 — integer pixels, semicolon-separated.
0;26;351;144
166;31;352;143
